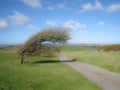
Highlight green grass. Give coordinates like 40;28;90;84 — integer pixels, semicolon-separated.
0;53;101;90
66;50;120;73
58;46;98;51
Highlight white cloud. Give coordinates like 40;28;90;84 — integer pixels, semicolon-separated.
64;20;87;30
46;20;57;26
80;0;103;12
21;0;42;8
64;24;74;30
98;21;105;26
46;20;87;30
48;2;68;10
81;3;93;12
0;19;9;30
28;24;37;30
48;6;55;10
64;20;74;29
95;0;103;10
97;32;104;35
58;3;67;9
9;11;30;25
107;4;120;12
75;22;87;28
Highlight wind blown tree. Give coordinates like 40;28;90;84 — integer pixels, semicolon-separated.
19;28;70;64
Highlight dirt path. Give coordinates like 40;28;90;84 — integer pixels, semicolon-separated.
59;52;120;90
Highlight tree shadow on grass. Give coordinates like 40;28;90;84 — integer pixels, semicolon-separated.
32;59;76;64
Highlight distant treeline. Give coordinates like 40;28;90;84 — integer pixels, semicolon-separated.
99;44;120;51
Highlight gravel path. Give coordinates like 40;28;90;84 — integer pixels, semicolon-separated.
59;52;120;90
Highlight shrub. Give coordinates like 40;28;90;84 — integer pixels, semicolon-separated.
99;44;120;51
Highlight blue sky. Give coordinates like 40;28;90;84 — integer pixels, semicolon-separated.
0;0;120;44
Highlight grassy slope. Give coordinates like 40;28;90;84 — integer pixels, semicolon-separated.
0;53;101;90
66;50;120;73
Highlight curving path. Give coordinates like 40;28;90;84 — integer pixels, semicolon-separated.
59;52;120;90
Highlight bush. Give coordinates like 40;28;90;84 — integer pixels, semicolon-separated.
99;44;120;51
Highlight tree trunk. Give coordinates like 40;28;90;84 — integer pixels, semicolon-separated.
20;51;25;64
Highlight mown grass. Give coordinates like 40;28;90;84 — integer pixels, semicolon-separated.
66;50;120;73
0;53;101;90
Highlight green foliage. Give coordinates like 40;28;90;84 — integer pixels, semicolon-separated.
0;53;101;90
20;44;55;57
99;44;120;51
36;28;70;43
18;28;70;63
24;28;70;46
19;28;70;56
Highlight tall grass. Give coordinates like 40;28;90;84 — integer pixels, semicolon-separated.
66;50;120;73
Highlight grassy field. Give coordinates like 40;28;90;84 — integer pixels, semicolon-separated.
58;46;98;51
66;50;120;73
0;52;101;90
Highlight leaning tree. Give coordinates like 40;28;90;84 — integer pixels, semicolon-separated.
19;28;70;64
